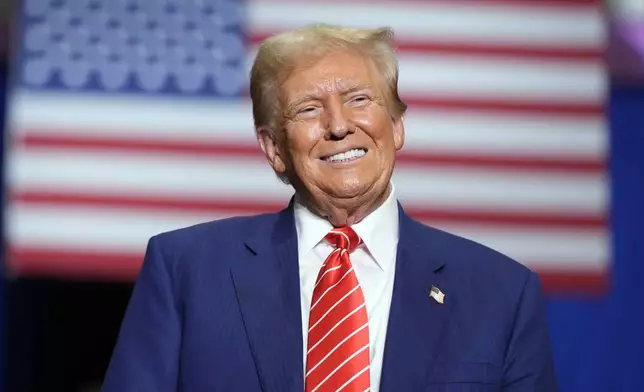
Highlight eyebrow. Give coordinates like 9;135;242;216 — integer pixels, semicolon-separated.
340;84;373;95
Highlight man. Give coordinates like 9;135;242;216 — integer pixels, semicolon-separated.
101;25;557;391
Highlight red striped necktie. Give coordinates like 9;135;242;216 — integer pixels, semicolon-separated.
305;226;371;392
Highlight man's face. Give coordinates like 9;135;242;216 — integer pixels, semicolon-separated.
265;50;404;203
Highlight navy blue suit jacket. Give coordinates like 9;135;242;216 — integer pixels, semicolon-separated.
101;203;557;391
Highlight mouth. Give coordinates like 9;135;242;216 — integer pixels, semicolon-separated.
321;148;368;163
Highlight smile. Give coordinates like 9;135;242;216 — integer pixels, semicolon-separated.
321;148;368;163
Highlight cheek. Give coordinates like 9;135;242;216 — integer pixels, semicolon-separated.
285;123;324;159
286;122;324;172
353;108;394;144
352;109;376;128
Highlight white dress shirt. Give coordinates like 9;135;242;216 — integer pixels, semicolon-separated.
294;185;399;392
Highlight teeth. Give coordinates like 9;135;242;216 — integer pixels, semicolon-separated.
324;148;366;162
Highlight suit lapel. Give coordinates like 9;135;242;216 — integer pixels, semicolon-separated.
379;207;455;392
230;204;304;392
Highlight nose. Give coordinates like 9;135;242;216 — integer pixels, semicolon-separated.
324;100;355;140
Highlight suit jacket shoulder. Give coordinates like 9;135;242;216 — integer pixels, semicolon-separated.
141;210;290;308
151;211;282;264
404;214;534;296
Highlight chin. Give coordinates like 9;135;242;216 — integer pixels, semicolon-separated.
329;176;379;199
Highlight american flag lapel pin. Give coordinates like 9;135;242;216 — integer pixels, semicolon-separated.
429;285;445;304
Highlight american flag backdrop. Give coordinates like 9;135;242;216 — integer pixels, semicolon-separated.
5;0;608;292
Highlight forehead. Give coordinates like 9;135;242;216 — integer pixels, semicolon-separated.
280;50;379;99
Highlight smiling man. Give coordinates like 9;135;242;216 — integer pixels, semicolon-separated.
101;25;557;392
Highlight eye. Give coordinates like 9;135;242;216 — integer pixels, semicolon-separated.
296;106;321;118
349;95;370;105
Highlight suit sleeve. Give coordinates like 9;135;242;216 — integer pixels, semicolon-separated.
101;236;181;392
502;271;558;392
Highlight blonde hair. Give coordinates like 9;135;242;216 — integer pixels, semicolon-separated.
249;24;407;133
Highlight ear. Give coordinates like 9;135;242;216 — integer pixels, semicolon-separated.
392;115;405;151
256;126;287;175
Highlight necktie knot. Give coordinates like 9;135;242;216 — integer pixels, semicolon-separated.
325;226;361;253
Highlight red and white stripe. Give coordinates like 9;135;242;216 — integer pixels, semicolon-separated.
306;227;370;392
4;0;609;293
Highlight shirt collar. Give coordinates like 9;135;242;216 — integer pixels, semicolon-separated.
294;183;399;272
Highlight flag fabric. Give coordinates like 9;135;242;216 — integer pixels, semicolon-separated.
429;286;445;305
5;0;608;292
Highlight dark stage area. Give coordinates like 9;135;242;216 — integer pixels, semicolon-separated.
4;278;133;392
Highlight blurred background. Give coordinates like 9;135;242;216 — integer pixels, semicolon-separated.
0;0;642;390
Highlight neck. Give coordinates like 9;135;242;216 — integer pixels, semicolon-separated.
297;184;391;227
